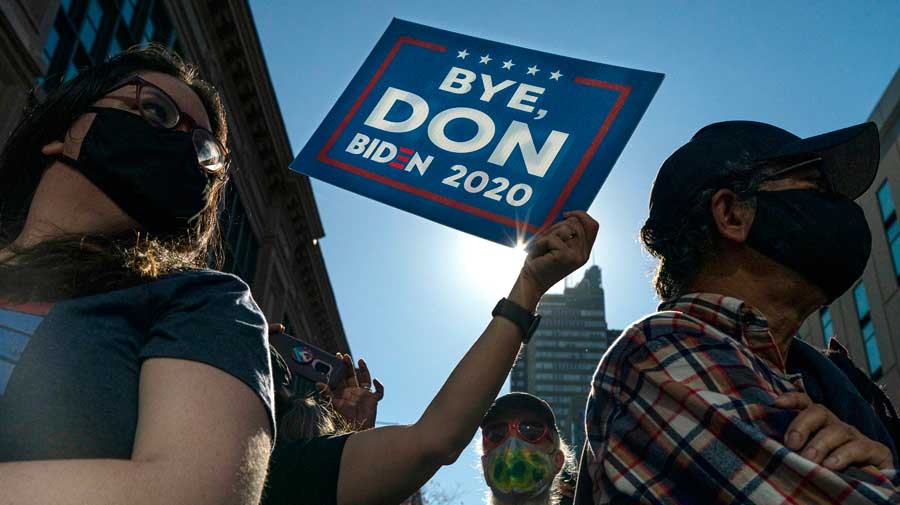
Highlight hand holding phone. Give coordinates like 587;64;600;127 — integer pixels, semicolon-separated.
268;331;348;390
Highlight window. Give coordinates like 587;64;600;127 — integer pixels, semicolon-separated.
534;373;588;382
110;25;134;58
877;182;900;281
853;283;882;378
41;0;177;91
141;17;155;43
43;25;60;65
120;0;138;25
819;307;833;346
534;339;606;350
534;384;587;394
107;36;121;58
65;61;79;81
534;350;604;360
78;0;104;52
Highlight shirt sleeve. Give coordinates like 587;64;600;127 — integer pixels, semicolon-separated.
585;328;900;504
141;271;275;441
263;434;352;505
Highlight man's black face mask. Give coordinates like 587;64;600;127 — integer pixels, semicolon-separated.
54;107;214;234
747;188;872;301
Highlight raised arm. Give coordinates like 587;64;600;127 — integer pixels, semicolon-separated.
336;212;599;505
0;358;272;505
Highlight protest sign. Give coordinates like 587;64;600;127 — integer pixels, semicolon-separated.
291;19;663;246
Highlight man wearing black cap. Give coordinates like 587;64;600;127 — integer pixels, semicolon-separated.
574;121;900;504
479;393;572;505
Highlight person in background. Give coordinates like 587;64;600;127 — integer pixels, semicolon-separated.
262;211;599;505
0;45;273;505
478;393;574;505
575;120;900;504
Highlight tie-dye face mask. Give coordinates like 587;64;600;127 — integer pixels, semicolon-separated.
482;436;558;499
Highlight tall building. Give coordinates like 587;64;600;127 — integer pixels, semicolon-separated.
798;68;900;403
0;0;349;353
511;265;620;455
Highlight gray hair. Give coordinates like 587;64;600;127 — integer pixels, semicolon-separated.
640;158;765;300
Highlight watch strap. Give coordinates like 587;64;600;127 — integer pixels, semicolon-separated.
492;298;541;343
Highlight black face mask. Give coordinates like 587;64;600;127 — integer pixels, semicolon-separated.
746;188;872;301
55;107;214;234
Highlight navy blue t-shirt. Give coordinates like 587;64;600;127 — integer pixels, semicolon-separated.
0;269;275;460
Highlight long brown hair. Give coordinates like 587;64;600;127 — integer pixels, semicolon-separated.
0;44;229;302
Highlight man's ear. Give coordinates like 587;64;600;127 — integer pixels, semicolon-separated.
41;140;65;156
553;449;565;473
710;188;755;244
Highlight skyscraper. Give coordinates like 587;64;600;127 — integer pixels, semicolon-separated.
510;265;620;455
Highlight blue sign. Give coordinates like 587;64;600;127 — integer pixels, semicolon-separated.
291;19;663;246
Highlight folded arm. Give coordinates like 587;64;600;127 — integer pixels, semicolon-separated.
591;331;900;504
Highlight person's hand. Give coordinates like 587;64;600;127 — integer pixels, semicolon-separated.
317;353;384;429
775;392;894;471
511;211;599;309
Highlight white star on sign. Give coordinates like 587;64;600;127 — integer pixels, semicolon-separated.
501;59;514;70
526;65;540;76
479;54;492;64
549;70;563;80
457;49;469;59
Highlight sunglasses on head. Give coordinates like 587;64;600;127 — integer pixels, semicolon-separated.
482;419;552;446
104;76;228;174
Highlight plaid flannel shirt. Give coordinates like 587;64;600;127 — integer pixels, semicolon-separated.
576;293;900;504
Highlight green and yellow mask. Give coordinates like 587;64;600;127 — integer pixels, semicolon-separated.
481;436;559;499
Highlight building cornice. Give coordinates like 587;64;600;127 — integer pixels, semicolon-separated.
163;0;349;353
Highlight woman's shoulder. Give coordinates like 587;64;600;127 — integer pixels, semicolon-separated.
148;268;263;320
151;268;255;299
158;267;251;289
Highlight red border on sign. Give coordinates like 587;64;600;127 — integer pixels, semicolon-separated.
316;36;631;235
0;299;53;316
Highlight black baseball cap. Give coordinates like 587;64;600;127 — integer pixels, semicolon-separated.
647;121;880;226
481;392;557;430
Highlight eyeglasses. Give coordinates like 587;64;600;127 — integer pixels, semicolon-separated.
105;76;227;174
756;156;834;193
482;420;551;446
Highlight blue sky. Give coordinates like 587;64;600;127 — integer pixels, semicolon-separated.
249;1;900;502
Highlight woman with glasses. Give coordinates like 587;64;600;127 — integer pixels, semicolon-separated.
0;45;273;505
477;393;574;505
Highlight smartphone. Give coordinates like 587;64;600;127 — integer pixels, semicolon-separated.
268;331;348;390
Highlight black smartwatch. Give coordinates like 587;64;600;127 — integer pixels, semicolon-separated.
492;298;541;343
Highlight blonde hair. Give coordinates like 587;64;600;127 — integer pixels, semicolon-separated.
277;394;351;442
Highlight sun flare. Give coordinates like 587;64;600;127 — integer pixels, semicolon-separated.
456;234;528;296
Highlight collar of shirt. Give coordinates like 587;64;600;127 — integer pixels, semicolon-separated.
657;293;795;377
